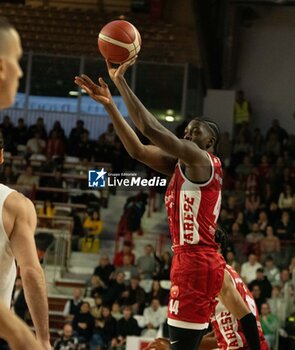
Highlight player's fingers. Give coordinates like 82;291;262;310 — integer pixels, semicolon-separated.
80;74;97;88
80;84;93;95
98;77;108;88
105;59;113;71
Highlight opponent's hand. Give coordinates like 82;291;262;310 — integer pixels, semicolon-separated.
106;56;137;82
74;74;112;106
143;338;170;350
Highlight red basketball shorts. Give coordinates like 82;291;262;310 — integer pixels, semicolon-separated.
167;248;225;330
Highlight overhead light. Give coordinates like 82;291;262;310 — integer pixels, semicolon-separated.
166;109;174;115
165;115;175;122
69;91;79;96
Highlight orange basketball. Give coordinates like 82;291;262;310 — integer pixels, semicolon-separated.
98;20;141;64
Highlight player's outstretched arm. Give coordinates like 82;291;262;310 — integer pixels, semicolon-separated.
219;270;261;350
75;74;176;176
106;59;210;167
0;301;42;350
7;193;51;350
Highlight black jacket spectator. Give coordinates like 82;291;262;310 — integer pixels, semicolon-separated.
248;268;272;299
103;272;126;306
72;302;95;342
93;255;115;286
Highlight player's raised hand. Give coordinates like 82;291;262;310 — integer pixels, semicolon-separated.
74;74;112;105
143;338;170;350
106;56;137;82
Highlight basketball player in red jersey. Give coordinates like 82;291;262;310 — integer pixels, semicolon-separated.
0;17;50;350
75;59;261;350
144;228;269;350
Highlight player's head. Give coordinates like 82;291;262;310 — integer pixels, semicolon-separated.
214;226;228;253
0;17;23;109
184;117;220;153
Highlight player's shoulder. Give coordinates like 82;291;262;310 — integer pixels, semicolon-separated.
5;191;35;215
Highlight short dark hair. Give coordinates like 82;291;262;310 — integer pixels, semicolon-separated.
193;117;221;153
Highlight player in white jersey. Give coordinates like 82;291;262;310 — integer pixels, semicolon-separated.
0;17;50;350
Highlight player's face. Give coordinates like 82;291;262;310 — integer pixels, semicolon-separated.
184;120;212;150
0;29;23;109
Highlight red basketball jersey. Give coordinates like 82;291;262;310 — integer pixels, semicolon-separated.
211;265;268;350
165;152;222;249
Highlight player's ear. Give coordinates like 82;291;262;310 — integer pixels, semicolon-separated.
0;148;4;164
0;57;5;81
206;136;215;149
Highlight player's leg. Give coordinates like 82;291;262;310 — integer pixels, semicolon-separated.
168;325;205;350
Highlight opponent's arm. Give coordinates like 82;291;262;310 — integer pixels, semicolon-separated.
75;75;176;176
199;331;218;350
219;270;261;350
8;193;51;350
0;301;42;350
106;59;210;167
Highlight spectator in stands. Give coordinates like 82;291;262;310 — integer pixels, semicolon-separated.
275;211;295;240
257;210;269;234
16;164;39;187
225;250;241;274
49;120;66;140
241;253;262;284
230;222;248;261
248;268;272;299
218;131;232;167
265;133;281;157
120;277;145;315
85;275;107;299
246;222;264;244
11;277;27;320
232;135;251;157
260;226;281;262
276;268;294;300
103;272;126;306
145;280;168;306
142;298;166;338
137;244;157;279
0;164;17;184
245;191;261;223
13;117;28;147
100;123;117;148
28;117;47;140
91;295;103;320
111;305;140;349
234;211;249;236
235;155;253;179
233;90;251;134
72;301;95;345
69;120;88;147
258;155;271;179
115;255;139;285
75;130;93;161
0;115;15;153
266;119;288;145
53;323;79;350
264;256;280;285
38;200;56;217
83;210;103;236
93;255;115;287
260;303;279;350
63;288;83;321
261;184;277;211
267;286;287;327
250;284;266;314
111;302;123;321
218;208;233;233
90;305;117;350
278;184;294;210
113;241;135;267
155;251;172;281
46;130;65;159
252;128;264;156
26;131;46;156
